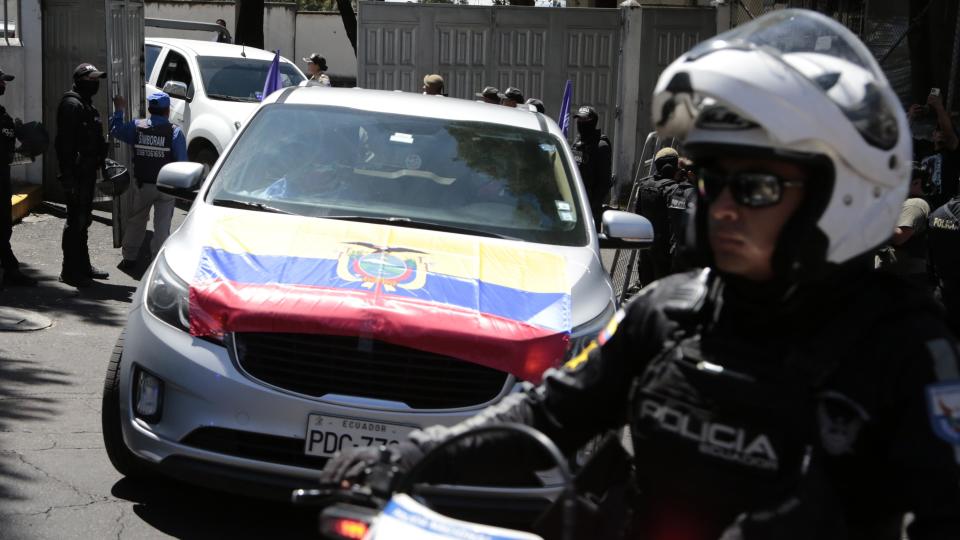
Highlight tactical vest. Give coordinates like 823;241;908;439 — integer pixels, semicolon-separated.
60;92;106;170
132;120;174;184
930;200;960;290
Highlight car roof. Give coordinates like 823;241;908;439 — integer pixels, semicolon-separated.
269;86;563;136
145;37;292;63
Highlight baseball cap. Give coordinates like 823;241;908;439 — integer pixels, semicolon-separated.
147;91;171;110
0;68;13;82
573;106;598;122
525;98;545;113
475;86;500;100
498;87;524;102
423;74;444;87
73;63;107;80
302;53;328;69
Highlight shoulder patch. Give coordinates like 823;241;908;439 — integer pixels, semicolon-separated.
563;308;626;372
927;382;960;445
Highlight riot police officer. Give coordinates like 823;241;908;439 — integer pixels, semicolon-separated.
0;67;35;287
572;106;611;229
109;92;184;270
928;192;960;334
664;159;697;273
322;11;960;540
55;63;108;288
637;147;682;283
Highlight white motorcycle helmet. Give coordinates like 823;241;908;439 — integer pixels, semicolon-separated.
652;9;910;282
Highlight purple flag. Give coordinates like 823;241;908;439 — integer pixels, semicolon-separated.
558;79;573;137
261;50;282;102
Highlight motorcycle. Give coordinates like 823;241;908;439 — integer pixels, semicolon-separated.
293;424;633;540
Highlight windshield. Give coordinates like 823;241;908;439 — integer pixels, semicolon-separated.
687;9;899;150
206;104;587;246
197;56;304;102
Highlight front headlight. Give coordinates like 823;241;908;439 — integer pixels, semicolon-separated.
566;301;617;360
145;254;191;332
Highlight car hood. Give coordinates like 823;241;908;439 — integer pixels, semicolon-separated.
199;97;260;125
162;206;612;381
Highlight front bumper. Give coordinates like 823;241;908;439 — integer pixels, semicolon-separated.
119;300;514;494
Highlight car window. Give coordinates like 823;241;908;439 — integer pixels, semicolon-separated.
206;104;588;247
197;56;305;102
156;50;193;97
144;44;162;83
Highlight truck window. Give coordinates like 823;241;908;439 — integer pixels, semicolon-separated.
144;45;161;83
157;50;193;97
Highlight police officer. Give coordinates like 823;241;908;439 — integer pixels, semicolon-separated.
322;11;960;539
928;190;960;334
0;67;35;287
302;53;331;87
572;106;611;229
56;63;108;288
109;92;185;270
637;147;682;283
664;158;697;272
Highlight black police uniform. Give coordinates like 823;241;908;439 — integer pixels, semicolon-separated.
403;268;960;540
929;196;960;334
664;180;696;273
637;173;677;284
572;128;611;229
55;88;106;282
0;104;20;276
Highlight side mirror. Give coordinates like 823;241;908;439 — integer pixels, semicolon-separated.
598;210;654;249
162;80;188;101
157;161;205;200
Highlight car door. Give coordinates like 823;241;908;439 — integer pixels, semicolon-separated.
153;47;194;129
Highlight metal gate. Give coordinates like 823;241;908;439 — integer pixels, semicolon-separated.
43;1;144;246
357;2;622;138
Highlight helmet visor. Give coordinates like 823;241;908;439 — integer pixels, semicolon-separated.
686;9;899;150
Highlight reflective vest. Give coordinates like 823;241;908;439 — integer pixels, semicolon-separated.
132;119;174;184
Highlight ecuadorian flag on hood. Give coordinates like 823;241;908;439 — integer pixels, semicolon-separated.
189;214;572;381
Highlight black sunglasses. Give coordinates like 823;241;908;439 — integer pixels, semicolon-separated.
698;168;804;208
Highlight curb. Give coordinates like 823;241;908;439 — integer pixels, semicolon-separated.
11;182;42;223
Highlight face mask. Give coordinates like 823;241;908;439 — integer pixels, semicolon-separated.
76;79;100;97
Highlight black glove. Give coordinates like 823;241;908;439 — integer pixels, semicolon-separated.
318;441;423;488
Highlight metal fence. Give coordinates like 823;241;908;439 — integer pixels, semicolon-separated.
730;0;866;34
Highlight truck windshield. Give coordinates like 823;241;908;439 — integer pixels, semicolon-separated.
197;56;305;102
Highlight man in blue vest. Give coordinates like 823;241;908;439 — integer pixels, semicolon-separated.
109;92;185;271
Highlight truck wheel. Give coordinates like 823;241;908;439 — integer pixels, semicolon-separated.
101;332;154;478
195;147;218;176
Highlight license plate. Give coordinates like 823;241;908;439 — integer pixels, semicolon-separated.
304;414;417;458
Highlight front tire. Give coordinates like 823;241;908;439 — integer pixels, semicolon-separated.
193;147;218;177
101;332;154;478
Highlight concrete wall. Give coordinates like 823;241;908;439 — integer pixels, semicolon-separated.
295;12;356;80
145;1;355;80
2;0;42;184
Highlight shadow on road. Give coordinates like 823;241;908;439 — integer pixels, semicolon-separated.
1;262;136;328
0;347;72;501
111;476;318;539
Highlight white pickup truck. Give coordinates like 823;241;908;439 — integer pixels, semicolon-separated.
144;38;306;171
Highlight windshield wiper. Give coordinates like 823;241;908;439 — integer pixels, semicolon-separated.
212;198;294;214
206;93;256;102
325;215;522;241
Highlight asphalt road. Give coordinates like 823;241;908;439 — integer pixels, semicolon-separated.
0;204;320;539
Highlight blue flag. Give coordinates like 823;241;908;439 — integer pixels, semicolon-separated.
558;79;573;137
261;50;282;102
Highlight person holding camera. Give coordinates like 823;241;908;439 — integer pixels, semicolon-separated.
910;89;959;209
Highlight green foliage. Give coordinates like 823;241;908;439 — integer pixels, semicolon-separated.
297;0;339;11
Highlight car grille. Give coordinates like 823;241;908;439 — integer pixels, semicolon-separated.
233;333;510;409
181;427;327;470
